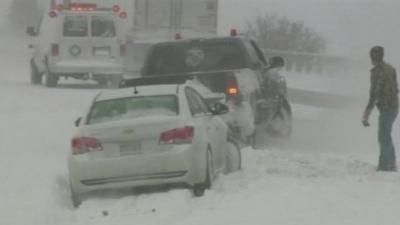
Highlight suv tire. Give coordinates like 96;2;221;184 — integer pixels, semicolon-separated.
224;140;242;173
267;99;292;138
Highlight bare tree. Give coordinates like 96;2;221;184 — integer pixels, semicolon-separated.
246;13;326;54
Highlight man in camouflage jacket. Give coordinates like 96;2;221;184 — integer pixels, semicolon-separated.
362;46;399;171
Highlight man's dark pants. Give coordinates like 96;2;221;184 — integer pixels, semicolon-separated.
378;106;399;171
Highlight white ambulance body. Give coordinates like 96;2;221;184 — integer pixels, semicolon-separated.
28;2;129;87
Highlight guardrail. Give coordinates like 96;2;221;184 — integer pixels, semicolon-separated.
262;48;359;76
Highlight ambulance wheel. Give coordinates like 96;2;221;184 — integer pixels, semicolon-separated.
30;60;42;85
45;71;58;87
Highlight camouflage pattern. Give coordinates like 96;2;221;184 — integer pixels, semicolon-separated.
365;62;399;112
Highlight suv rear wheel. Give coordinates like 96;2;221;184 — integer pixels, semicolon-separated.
267;99;292;138
224;140;242;173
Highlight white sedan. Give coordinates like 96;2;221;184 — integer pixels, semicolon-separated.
68;82;241;207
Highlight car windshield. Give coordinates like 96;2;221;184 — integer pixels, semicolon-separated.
91;15;116;38
63;15;88;37
87;95;179;125
145;39;246;75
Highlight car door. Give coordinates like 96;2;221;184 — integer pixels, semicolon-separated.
185;87;226;171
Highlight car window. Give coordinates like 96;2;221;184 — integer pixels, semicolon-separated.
87;95;178;125
144;40;246;75
185;88;210;116
63;15;88;37
91;15;116;38
250;40;267;65
244;40;261;64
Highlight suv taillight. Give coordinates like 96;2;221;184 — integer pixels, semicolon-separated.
71;137;103;155
51;43;59;56
120;44;126;57
226;75;242;104
159;126;194;145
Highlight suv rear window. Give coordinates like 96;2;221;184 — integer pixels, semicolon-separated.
63;15;88;37
91;15;116;37
87;95;179;125
144;39;246;75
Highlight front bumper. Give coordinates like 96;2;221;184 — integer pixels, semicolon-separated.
69;145;204;194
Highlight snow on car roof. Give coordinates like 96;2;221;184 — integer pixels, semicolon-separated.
96;84;180;101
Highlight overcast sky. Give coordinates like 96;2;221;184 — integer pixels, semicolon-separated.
220;0;400;61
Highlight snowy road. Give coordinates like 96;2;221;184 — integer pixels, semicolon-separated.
2;35;400;225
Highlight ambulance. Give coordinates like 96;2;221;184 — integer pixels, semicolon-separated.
27;2;129;87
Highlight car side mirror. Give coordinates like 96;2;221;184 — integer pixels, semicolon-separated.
209;102;229;115
74;117;82;127
26;26;37;37
269;56;285;68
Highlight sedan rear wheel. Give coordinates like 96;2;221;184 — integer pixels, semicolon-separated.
193;149;214;197
69;181;82;208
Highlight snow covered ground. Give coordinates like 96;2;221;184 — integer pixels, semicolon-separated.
2;31;400;225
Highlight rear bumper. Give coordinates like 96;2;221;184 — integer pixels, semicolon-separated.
49;59;124;75
68;145;205;194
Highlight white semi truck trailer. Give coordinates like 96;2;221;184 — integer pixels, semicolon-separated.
57;0;218;41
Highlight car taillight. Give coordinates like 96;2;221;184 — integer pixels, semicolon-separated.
120;44;127;57
51;44;59;56
159;126;194;145
227;75;239;96
226;75;242;104
230;28;238;37
174;33;182;40
71;137;103;155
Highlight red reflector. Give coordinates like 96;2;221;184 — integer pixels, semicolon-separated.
119;11;128;19
230;29;238;37
159;126;194;145
48;10;58;18
56;4;64;12
71;137;103;155
112;5;121;13
174;33;182;40
120;45;127;57
51;44;59;56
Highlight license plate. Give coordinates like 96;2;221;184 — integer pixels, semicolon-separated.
94;47;111;56
120;141;142;155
